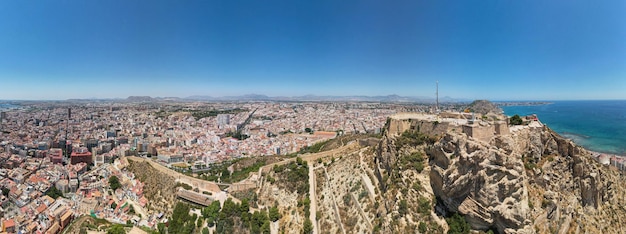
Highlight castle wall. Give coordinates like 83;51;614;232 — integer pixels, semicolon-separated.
494;121;510;136
387;114;508;142
386;118;450;136
462;124;495;142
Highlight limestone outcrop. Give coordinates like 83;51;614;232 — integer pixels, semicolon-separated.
428;132;531;233
374;115;626;233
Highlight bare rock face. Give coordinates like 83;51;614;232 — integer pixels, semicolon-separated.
428;132;531;233
423;123;626;233
373;114;626;233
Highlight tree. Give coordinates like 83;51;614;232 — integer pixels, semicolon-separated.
417;196;432;215
157;223;166;234
109;176;122;191
221;198;238;217
170;202;192;234
304;127;313;133
303;219;313;234
398;199;408;216
509;114;523;125
269;206;281;222
1;187;9;196
45;186;64;199
197;217;204;227
446;213;471;234
418;222;427;233
220;168;231;181
261;220;271;234
239;198;250;213
202;200;221;223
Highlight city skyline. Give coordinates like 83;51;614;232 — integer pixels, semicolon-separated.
1;0;625;101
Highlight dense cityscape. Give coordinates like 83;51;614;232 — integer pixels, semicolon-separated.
0;100;439;233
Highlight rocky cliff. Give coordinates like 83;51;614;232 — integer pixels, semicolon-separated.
374;118;626;233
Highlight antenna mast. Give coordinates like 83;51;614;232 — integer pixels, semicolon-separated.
436;81;439;112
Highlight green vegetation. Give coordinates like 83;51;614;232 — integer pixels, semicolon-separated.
198;198;275;234
200;158;268;184
2;187;9;196
303;219;314;234
417;196;432;215
413;181;423;192
358;190;368;200
230;160;265;183
509;114;523;125
175;182;193;190
231;190;258;208
446;213;471;234
399;151;426;172
395;130;437;150
201;201;221;227
269;206;281;222
304;127;313;133
107;225;126;234
298;140;329;154
272;159;309;194
191;108;246;120
109;176;122;191
418;222;428;233
225;131;249;140
398;199;408;216
168;202;197;234
45;186;64;199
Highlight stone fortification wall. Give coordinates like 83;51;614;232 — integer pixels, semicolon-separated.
386;117;450;136
386;114;507;143
462;124;495;142
494;121;509;136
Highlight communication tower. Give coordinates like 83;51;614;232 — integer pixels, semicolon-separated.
436;81;439;112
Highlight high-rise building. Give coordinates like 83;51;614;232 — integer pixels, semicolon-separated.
93;150;104;167
70;147;92;165
84;139;99;152
49;148;63;164
217;114;230;126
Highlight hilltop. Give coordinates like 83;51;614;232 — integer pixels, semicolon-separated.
466;100;502;115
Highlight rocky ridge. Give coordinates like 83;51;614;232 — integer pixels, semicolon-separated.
376;119;626;233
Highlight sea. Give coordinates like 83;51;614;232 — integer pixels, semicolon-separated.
0;103;19;111
502;100;626;155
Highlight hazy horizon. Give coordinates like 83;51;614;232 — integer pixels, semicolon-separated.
1;93;625;102
1;0;625;100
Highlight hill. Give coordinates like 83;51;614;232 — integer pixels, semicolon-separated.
466;100;502;115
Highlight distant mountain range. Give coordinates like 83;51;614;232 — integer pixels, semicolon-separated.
181;94;469;103
59;94;469;103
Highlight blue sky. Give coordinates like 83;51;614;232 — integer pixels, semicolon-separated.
0;0;624;100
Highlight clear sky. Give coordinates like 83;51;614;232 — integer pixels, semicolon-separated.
1;0;625;100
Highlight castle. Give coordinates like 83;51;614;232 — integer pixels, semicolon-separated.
386;112;510;142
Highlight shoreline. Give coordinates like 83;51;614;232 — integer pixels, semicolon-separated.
584;148;626;170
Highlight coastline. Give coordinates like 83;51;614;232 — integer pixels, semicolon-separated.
549;125;625;158
502;100;626;157
586;148;626;171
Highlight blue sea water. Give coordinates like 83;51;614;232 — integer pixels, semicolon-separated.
502;100;626;155
0;103;18;111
